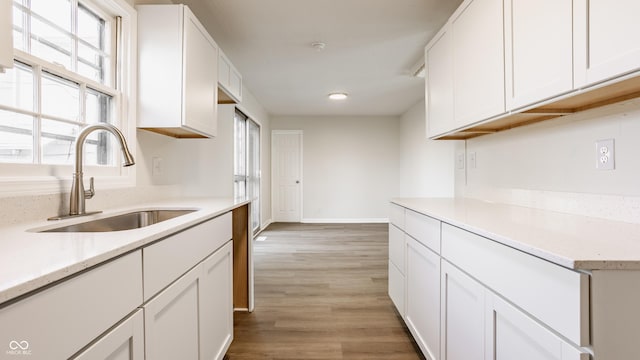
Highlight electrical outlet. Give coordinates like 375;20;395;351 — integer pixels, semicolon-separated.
596;139;614;170
152;156;164;176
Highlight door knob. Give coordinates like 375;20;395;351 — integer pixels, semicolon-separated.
295;180;300;184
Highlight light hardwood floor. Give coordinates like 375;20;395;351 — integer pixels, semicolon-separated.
226;223;424;360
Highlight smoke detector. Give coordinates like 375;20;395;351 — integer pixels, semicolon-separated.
311;42;326;51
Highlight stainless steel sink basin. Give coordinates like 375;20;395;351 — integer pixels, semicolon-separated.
42;209;197;232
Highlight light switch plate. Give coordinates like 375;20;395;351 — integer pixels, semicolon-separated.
456;153;465;170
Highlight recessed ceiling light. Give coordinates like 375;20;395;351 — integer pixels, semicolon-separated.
328;92;348;100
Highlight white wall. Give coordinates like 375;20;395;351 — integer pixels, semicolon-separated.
138;87;271;220
459;98;640;223
271;116;400;222
398;100;457;197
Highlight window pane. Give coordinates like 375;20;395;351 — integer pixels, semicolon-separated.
85;88;111;124
41;72;79;121
0;63;34;111
31;17;72;69
30;0;71;32
78;5;104;49
12;5;25;51
41;118;78;164
0;110;33;163
78;43;108;83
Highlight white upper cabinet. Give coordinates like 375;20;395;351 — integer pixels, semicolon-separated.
218;49;243;103
138;5;218;138
451;0;505;127
0;0;13;71
426;27;454;138
574;0;640;87
504;0;574;110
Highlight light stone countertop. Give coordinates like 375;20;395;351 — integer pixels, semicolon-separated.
0;197;250;305
392;197;640;271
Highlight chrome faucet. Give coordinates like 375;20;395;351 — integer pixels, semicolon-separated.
49;124;135;220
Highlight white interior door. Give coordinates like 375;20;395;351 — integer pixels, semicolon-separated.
272;130;302;222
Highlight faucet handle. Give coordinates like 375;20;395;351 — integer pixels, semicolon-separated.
85;177;95;199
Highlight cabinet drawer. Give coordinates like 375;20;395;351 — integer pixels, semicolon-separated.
441;224;589;346
388;224;405;273
405;210;441;253
0;251;143;360
389;204;405;229
143;212;232;300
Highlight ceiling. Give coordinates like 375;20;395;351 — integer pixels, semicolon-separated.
173;0;462;117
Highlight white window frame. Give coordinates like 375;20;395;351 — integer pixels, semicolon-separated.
0;0;137;196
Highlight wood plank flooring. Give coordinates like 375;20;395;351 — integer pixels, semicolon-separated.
226;223;424;360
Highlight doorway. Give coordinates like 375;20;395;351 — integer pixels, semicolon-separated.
271;130;302;222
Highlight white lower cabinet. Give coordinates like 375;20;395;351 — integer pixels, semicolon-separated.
405;236;440;360
144;240;234;360
199;241;234;360
390;203;591;360
144;262;201;360
72;309;144;360
388;224;406;315
486;293;589;360
440;261;484;360
0;251;143;360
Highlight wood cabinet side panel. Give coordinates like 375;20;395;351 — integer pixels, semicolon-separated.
233;204;249;309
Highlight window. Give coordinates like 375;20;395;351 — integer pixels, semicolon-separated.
234;109;261;232
0;0;136;194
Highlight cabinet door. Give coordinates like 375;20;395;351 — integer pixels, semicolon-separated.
200;242;234;360
406;236;440;360
486;293;589;360
440;261;484;360
388;226;406;316
0;251;142;360
574;0;640;87
504;0;573;110
144;266;200;360
228;67;242;101
72;309;144;360
426;26;454;137
182;6;218;136
0;0;12;71
452;0;505;127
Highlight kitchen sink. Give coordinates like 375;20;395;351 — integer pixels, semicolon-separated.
42;209;198;233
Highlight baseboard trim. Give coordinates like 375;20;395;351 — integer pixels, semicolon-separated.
301;218;389;224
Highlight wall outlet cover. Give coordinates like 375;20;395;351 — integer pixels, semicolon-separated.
596;139;614;170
